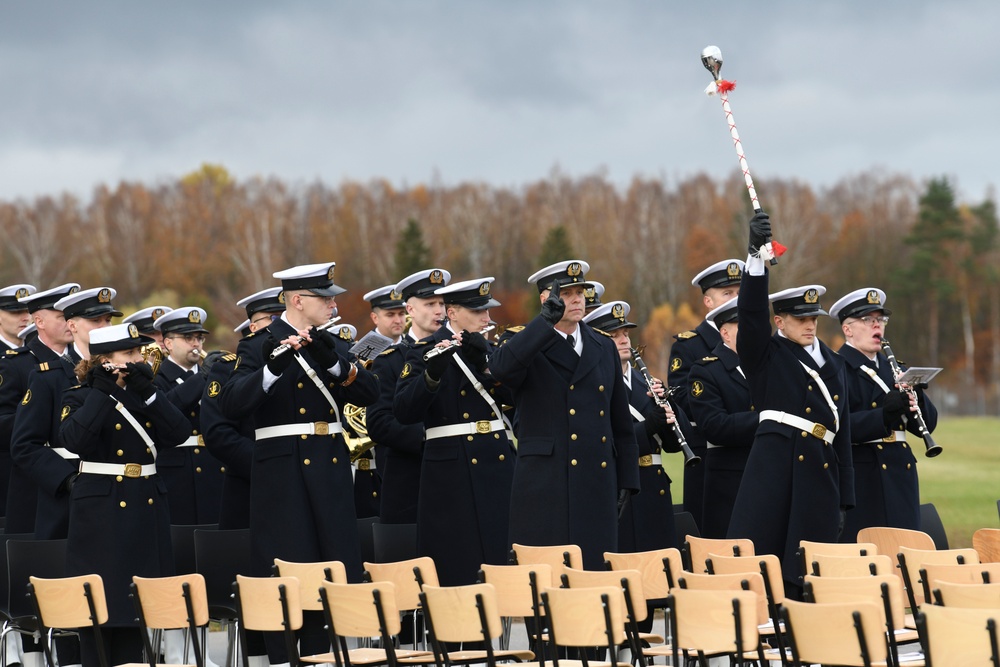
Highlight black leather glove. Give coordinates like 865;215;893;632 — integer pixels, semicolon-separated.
87;363;119;396
424;346;455;383
882;389;909;427
617;489;630;519
308;326;341;369
459;331;489;373
643;404;669;438
263;335;295;377
837;507;848;540
540;281;565;325
748;211;772;255
124;362;156;400
202;350;226;375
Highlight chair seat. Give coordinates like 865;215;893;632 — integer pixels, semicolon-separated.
301;648;434;665
637;631;664;645
517;661;631;667
435;649;535;664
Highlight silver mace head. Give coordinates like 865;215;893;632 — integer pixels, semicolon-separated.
701;45;723;80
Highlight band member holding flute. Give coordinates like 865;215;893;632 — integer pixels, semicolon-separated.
152;306;225;526
829;288;938;539
60;322;190;665
394;277;514;586
726;213;854;596
218;261;378;663
583;300;684;554
687;298;758;539
490;260;638;571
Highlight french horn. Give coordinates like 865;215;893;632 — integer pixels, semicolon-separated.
343;403;375;462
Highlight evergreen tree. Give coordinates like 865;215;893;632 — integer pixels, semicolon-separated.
537;225;575;267
394;218;431;276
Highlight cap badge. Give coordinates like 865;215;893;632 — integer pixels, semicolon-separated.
15;288;28;299
278;291;285;304
584;288;595;299
188;310;201;324
867;290;881;304
152;308;164;319
430;270;444;285
339;328;352;340
612;304;625;321
567;262;582;278
128;324;139;338
98;288;111;303
727;262;741;277
390;289;402;301
478;282;491;296
804;289;819;304
69;286;80;294
326;265;336;280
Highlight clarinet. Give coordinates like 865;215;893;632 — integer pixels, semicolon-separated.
630;348;701;468
879;338;942;458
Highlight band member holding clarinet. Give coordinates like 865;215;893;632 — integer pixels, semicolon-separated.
688;298;759;539
152;306;225;526
583;300;686;554
490;260;638;571
829;288;938;539
726;213;854;597
394;277;514;586
218;261;378;663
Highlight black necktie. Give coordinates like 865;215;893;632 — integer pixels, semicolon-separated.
567;334;575;350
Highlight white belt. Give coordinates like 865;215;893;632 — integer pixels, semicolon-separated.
864;430;907;445
176;435;204;448
45;444;80;460
759;410;836;445
425;419;506;441
79;461;156;478
255;422;344;440
638;454;662;467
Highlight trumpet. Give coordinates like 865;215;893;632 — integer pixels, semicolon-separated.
194;349;208;361
268;316;342;360
422;325;496;361
879;338;942;458
630;347;701;468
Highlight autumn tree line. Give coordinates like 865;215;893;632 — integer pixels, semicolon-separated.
1;164;997;415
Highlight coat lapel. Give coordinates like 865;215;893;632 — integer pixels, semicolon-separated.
570;325;602;384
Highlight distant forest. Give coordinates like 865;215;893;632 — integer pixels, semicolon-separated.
2;164;997;414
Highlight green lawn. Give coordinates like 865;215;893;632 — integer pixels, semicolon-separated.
663;417;999;548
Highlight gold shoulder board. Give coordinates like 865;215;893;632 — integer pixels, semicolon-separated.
701;356;719;362
222;353;238;362
593;328;613;338
675;331;698;340
378;348;397;357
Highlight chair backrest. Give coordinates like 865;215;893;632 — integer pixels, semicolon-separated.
798;540;878;578
364;556;439;612
29;574;109;628
604;547;682;599
933;581;1000;609
273;559;348;611
321;580;401;638
194;528;251;616
856;526;935;558
170;523;218;575
541;585;625;648
804;573;907;632
705;552;786;604
673;511;700;546
898;546;981;608
921;562;1000;589
669;587;760;657
7;539;67;618
372;522;419;563
676;570;768;625
783;598;888;666
973;528;1000;564
511;543;583;579
919;503;949;549
917;603;1000;667
562;567;647;623
234;574;303;633
420;583;504;645
683;535;754;574
357;516;378;564
132;573;210;629
808;553;895;578
478;563;553;618
0;532;34;618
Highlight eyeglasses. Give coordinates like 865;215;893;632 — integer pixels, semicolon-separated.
854;315;889;326
300;294;336;303
168;333;207;344
251;314;278;326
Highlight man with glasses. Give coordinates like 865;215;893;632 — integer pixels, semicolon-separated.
152;306;225;525
830;288;938;538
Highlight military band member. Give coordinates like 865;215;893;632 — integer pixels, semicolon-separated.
367;269;450;525
727;213;854;595
0;284;35;350
687;299;757;538
490;260;639;570
122;305;172;351
394;277;514;585
583;301;683;553
218;262;378;661
152;307;225;525
584;281;606;312
829;288;937;539
17;322;38;345
0;283;38;519
668;259;743;530
60;323;190;665
364;284;408;345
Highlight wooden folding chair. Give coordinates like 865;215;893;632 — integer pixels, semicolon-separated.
674;572;768;627
781;599;890;667
666;588;765;667
897;546;980;612
477;563;552;655
603;548;682;653
681;536;753;574
540;585;631;667
510;544;583;581
932;581;1000;609
419;583;535;666
233;575;307;667
973;528;1000;564
808;553;895;577
364;557;440;650
796;540;878;585
26;574;108;667
916;604;1000;667
131;573;211;667
318;580;433;667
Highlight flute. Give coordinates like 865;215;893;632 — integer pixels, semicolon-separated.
630;347;702;468
422;325;496;361
268;316;342;360
879;338;942;458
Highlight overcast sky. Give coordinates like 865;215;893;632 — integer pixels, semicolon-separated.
1;1;996;203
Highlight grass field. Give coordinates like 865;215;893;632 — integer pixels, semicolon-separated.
662;417;1000;548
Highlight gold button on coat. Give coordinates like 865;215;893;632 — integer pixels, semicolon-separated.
571;459;577;466
120;501;127;508
798;455;804;462
571;434;577;441
115;424;122;431
304;459;311;465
